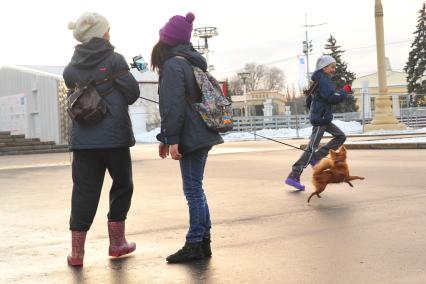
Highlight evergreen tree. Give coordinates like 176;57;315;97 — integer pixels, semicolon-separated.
323;35;358;113
225;79;232;102
404;2;426;106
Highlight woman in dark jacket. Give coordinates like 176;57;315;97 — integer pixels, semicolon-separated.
151;12;223;263
285;55;352;190
63;12;140;266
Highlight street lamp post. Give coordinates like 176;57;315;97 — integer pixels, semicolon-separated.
302;13;326;84
238;72;250;117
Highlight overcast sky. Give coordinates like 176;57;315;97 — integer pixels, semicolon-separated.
0;0;423;87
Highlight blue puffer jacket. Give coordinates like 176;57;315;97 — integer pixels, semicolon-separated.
156;44;223;155
63;38;140;149
309;69;348;126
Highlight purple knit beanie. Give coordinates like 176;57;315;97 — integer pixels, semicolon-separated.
159;12;195;46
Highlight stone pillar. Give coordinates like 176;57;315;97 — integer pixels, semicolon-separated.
391;95;400;117
361;81;372;119
365;0;405;131
263;99;273;117
284;105;291;116
365;94;372;119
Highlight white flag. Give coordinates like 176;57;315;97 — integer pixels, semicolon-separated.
298;55;308;90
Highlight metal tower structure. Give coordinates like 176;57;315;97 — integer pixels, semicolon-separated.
193;27;218;71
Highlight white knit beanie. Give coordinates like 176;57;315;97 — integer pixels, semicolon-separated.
315;55;336;71
68;12;109;43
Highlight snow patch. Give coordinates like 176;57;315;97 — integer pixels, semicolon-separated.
134;121;426;144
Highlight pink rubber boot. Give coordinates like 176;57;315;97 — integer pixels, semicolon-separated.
108;221;136;257
67;231;87;266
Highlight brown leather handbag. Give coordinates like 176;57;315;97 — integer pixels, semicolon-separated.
67;70;129;124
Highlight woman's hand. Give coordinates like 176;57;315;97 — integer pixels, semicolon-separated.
159;143;170;159
170;144;182;160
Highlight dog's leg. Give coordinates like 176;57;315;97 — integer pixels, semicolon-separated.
308;185;326;203
307;193;315;203
347;176;365;186
348;175;364;181
344;176;364;187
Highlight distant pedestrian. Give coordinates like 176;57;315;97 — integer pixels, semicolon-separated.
285;55;352;190
151;12;223;263
64;12;140;266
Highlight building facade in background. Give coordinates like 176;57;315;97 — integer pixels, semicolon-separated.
231;90;287;117
352;59;409;118
0;65;69;144
0;65;159;145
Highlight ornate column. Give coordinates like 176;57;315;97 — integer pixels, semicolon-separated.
365;0;405;131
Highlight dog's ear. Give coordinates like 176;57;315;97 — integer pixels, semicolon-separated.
330;149;336;158
340;145;347;153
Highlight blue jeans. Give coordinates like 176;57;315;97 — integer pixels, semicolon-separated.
179;147;212;243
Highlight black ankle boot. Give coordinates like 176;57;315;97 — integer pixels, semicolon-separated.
202;237;212;257
166;242;205;263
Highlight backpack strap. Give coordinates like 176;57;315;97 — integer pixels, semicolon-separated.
68;69;130;94
93;69;131;97
175;55;189;63
94;69;130;86
173;56;198;104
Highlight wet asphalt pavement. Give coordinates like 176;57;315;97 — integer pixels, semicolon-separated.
1;141;426;283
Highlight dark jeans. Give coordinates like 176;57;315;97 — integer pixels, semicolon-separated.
179;147;212;243
70;147;134;231
292;122;346;175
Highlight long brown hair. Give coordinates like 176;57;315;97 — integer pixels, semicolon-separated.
151;40;173;74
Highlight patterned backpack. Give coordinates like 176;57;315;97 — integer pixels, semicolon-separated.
177;56;233;133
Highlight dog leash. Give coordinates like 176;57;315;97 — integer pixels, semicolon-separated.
248;132;310;152
139;96;159;104
137;97;328;156
138;97;312;153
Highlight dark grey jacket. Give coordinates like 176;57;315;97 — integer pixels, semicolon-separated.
63;38;140;150
156;44;223;155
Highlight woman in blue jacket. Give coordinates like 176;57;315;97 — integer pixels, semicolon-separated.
151;12;223;263
285;55;352;190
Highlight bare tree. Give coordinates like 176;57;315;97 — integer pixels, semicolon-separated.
264;66;285;91
244;63;266;92
226;63;286;98
284;85;306;115
228;75;243;97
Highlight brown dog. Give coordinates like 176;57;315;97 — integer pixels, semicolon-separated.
308;145;364;203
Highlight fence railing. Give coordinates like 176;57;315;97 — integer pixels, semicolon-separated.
232;107;426;132
399;107;426;128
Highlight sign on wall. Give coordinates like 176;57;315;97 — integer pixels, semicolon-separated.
0;94;26;134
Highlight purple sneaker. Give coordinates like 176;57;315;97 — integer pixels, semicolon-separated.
285;173;305;191
309;158;318;167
